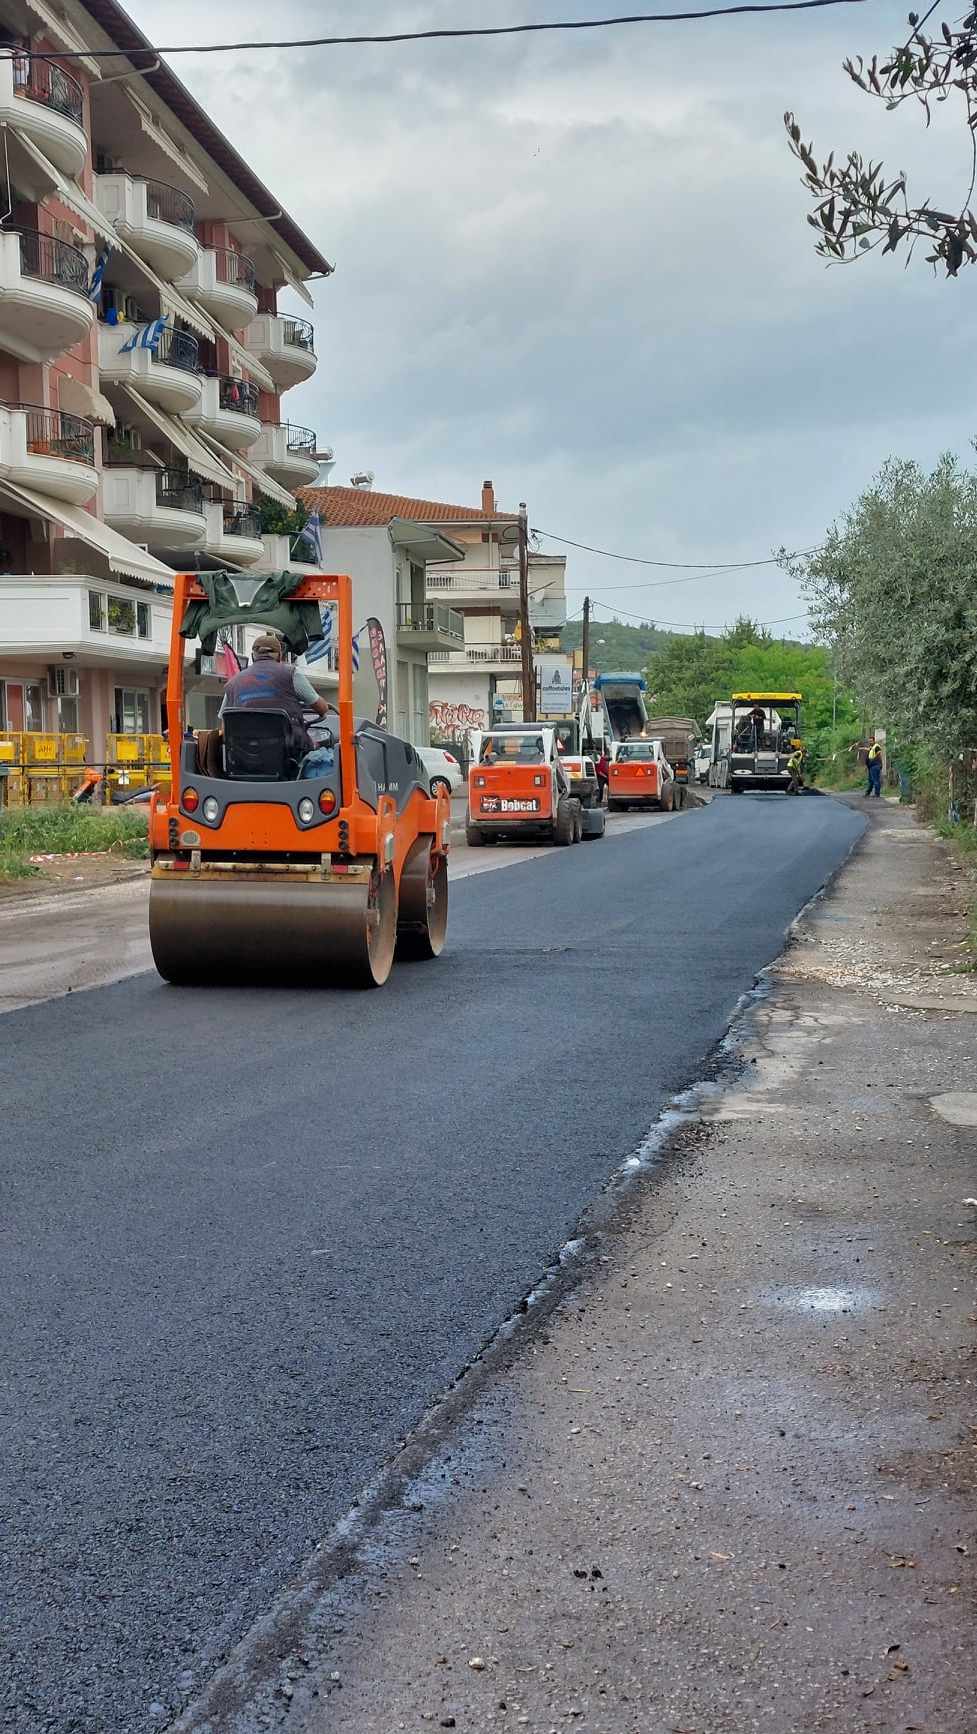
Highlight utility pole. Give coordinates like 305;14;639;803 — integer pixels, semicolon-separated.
581;594;591;688
518;501;535;722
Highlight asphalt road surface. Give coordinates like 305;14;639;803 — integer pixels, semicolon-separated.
0;794;864;1733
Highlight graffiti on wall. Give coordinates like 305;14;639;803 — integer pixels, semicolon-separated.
429;700;487;733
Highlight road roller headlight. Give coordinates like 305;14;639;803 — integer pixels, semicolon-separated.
202;797;219;823
318;789;337;816
298;797;315;823
183;787;199;812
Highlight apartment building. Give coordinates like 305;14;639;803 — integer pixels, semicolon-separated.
0;0;328;763
299;478;568;742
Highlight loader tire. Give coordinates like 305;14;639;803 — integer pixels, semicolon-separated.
554;797;575;846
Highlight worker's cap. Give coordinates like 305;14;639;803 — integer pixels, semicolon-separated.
252;632;283;659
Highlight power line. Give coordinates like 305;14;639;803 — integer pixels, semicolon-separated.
586;598;810;631
8;0;871;59
532;527;817;573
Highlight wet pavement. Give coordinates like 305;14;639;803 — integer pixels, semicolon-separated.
0;794;863;1733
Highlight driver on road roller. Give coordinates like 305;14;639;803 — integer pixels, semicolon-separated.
219;632;332;759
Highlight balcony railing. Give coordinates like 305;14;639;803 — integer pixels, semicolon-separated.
396;602;464;642
212;374;259;416
15;402;95;465
282;317;314;352
14;228;88;295
214;248;256;293
143;178;196;232
12;55;84;127
156;468;203;513
427;567;518;594
284;422;316;454
156;327;200;372
428;643;523;665
223;506;261;540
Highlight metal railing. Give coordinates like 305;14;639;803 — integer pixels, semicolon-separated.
15;403;95;465
155;468;203;513
213;247;257;293
284;422;316;454
428;643;523;665
222;506;261;540
427;567;518;594
155;327;199;372
12;55;84;127
143;178;196;232
212;374;259;417
396;602;464;641
282;316;315;352
14;228;88;294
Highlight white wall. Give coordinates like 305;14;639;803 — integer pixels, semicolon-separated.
428;668;492;736
321;525;427;744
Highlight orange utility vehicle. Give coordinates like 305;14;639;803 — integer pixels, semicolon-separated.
148;571;450;987
606;738;675;812
466;724;602;845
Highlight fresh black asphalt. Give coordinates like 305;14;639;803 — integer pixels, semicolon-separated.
0;795;864;1733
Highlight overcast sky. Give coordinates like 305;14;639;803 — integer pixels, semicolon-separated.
136;0;974;634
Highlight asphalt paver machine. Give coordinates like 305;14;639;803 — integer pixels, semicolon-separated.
149;572;450;987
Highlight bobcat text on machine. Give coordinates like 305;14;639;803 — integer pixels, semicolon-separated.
148;572;450;988
709;691;804;795
466;723;605;846
606;737;675;811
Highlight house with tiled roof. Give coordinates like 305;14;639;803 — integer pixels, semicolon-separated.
299;477;568;741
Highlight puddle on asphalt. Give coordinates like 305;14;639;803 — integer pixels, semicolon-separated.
759;1284;881;1314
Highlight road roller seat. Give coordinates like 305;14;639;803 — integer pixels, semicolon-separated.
222;708;302;782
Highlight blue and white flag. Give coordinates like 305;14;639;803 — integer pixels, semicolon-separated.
119;316;167;354
305;603;359;672
294;509;323;564
88;249;110;302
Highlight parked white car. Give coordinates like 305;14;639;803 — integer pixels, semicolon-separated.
418;746;464;796
694;742;713;783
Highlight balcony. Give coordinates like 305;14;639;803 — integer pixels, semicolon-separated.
93;174;199;280
250;421;318;488
98;321;202;414
243;313;317;389
0;53;86;178
184;373;260;452
428;643;524;672
396;602;464;654
203;499;264;566
176;246;258;331
0;229;94;361
0;402;97;504
102;464;205;548
426;565;521;607
0;576;171;665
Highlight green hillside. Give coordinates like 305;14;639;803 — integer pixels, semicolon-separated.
560;618;674;671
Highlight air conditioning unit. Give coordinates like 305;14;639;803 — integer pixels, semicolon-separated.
47;666;80;699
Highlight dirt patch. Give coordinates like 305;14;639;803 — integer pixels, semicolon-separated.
0;853;148;902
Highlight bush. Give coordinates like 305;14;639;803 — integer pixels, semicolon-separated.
0;805;148;877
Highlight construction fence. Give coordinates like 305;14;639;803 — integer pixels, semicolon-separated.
0;733;169;806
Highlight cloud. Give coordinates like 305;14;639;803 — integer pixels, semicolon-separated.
135;0;977;627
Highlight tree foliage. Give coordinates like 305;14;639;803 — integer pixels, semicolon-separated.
786;6;977;275
560;617;672;671
782;452;977;756
644;617;850;737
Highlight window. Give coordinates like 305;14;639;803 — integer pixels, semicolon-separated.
57;693;79;734
137;601;151;640
24;683;43;732
114;687;150;734
89;590;106;631
108;596;136;636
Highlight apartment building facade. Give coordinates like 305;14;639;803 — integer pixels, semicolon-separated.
0;0;328;767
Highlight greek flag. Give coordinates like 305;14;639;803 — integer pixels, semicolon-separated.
119;317;167;354
305;602;359;671
294;509;322;564
88;249;110;301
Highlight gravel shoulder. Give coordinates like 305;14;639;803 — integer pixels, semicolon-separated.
248;797;977;1734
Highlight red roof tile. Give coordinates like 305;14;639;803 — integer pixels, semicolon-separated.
298;485;518;528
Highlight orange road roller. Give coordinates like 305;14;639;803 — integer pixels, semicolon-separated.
148;572;450;987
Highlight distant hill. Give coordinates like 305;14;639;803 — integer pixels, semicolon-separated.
560;619;675;672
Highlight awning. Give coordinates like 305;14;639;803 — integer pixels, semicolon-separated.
124;89;210;196
117;384;238;490
24;0;101;77
58;374;116;427
109;233;218;343
194;430;296;511
0;479;174;584
389;518;466;564
226;332;275;396
5;126;116;243
273;248;315;310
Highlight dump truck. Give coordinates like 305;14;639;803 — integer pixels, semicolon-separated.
593;672;648;742
710;691;803;794
606;738;675;811
148;571;450;987
467;724;603;844
643;715;700;790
